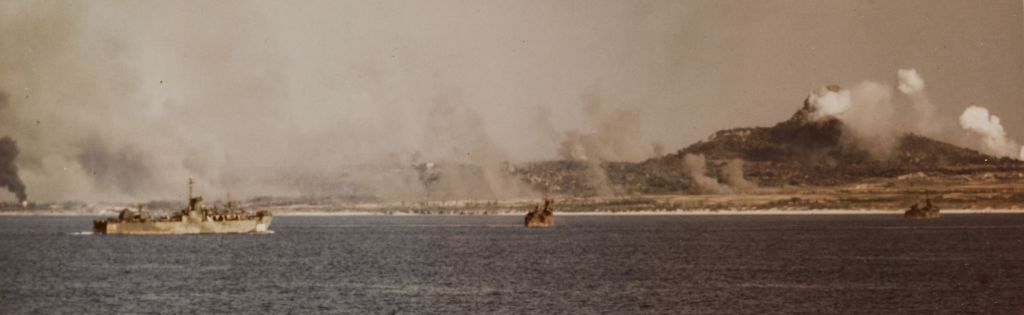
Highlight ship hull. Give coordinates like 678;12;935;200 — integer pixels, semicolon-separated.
525;215;554;228
94;217;272;235
904;210;940;219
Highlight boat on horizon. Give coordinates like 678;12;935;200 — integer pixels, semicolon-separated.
525;195;555;228
904;195;940;219
93;178;272;235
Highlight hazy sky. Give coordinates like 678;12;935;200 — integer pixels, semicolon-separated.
1;0;1022;202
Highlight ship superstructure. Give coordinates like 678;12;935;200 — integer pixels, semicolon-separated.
904;195;940;219
93;178;272;235
525;195;555;228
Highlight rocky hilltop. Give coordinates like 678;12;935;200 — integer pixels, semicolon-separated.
514;102;1024;196
656;103;1021;184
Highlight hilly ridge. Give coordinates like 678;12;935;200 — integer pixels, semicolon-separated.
516;103;1024;195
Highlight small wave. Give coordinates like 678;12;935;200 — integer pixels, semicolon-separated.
68;231;94;236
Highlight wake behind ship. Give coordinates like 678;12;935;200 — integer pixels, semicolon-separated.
93;178;272;235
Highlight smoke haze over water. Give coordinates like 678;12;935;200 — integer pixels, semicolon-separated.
1;1;1022;202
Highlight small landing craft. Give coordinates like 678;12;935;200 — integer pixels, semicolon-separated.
904;195;940;219
525;195;555;228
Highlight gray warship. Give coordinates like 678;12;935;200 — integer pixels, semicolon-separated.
93;178;272;235
904;195;940;219
525;195;555;228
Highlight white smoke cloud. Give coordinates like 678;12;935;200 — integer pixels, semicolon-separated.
896;68;939;136
959;105;1022;159
897;69;925;95
801;69;953;158
841;81;899;158
802;70;1024;162
806;86;852;120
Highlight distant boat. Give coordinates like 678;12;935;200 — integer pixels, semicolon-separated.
904;195;940;219
93;178;272;235
525;195;555;228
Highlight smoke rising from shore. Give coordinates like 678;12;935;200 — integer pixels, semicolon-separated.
841;81;899;158
721;159;756;191
4;2;706;202
557;93;652;162
0;137;27;202
802;68;1018;159
0;89;26;202
805;76;903;158
2;2;1022;202
896;69;940;136
555;92;657;195
682;154;731;194
959;106;1023;159
681;154;756;193
806;86;851;121
0;2;561;202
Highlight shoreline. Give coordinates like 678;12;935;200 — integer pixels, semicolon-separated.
259;209;1024;216
4;209;1024;217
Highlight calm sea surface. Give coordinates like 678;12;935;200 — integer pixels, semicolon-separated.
1;214;1023;314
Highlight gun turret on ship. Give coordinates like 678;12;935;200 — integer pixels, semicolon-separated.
904;194;940;219
93;178;272;235
525;195;555;228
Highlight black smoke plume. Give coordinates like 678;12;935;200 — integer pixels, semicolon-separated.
0;137;26;202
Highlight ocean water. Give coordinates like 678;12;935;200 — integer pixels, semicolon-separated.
1;214;1023;314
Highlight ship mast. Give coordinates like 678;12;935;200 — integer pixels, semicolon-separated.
188;177;194;201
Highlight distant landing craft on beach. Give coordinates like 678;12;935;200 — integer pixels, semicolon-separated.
93;178;272;235
525;195;555;228
904;195;940;219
